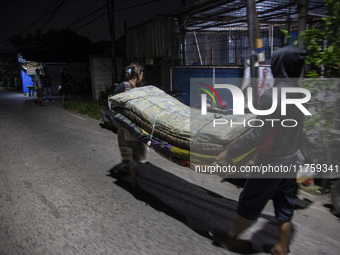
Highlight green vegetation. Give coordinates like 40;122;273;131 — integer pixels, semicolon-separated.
62;83;116;122
300;0;340;78
301;78;336;162
280;0;339;163
299;0;340;163
62;98;104;121
98;85;116;106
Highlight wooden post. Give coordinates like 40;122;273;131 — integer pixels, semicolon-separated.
180;16;186;66
298;0;309;49
107;0;117;83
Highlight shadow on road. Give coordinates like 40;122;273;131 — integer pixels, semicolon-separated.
106;162;307;253
108;162;239;234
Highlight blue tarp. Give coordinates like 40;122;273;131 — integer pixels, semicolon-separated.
21;69;34;93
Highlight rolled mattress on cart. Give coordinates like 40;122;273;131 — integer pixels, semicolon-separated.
109;85;255;166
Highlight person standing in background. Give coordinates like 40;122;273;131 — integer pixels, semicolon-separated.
32;69;45;106
43;70;54;102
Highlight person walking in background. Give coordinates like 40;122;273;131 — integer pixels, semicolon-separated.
112;63;146;192
210;46;306;255
43;70;54;102
32;69;45;106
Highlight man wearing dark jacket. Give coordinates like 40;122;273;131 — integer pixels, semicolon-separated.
211;46;306;255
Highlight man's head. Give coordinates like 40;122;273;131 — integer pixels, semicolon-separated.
36;69;41;74
271;46;306;79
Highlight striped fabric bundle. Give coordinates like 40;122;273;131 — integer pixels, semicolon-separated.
109;85;256;168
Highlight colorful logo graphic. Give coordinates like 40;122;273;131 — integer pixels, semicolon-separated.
199;82;223;108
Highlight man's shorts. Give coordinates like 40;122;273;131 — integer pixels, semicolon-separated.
237;155;297;222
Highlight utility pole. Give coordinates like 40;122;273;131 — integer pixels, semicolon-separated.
180;15;186;66
297;0;309;49
246;0;259;108
107;0;117;84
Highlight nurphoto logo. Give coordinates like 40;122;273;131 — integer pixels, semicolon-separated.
199;82;312;128
201;84;311;116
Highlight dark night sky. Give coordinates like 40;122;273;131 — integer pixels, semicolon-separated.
0;0;183;47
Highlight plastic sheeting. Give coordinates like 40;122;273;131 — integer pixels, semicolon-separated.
21;69;34;93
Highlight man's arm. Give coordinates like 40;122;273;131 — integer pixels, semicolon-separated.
218;89;275;163
216;150;233;165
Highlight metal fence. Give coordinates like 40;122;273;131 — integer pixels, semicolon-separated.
183;28;285;66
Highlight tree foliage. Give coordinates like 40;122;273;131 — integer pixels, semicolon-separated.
300;0;340;78
10;29;97;62
299;0;340;162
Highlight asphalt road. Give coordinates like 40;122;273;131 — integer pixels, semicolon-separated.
0;88;339;255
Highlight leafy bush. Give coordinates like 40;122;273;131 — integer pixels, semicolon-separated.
299;0;340;163
98;85;117;106
300;0;340;78
63;99;103;120
301;78;337;162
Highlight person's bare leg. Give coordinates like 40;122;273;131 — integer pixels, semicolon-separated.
271;221;291;255
210;215;253;252
229;214;252;239
40;97;46;106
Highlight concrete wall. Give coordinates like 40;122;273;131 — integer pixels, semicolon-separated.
89;56;126;101
44;62;89;95
89;56;112;101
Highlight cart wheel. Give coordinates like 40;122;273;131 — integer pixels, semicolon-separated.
331;180;340;214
